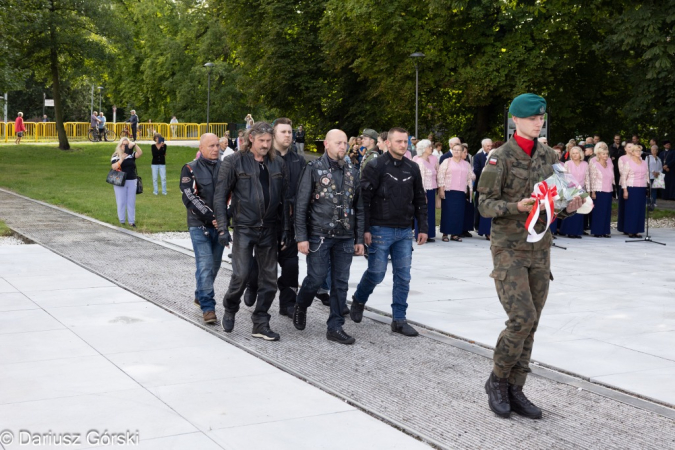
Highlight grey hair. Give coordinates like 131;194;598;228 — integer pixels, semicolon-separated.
415;139;432;156
594;142;609;155
481;138;492;147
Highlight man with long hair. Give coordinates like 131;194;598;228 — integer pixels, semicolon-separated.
214;122;291;341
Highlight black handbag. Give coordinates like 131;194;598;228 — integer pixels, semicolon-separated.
135;167;143;194
106;169;126;186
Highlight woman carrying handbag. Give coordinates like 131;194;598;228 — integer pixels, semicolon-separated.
111;137;143;227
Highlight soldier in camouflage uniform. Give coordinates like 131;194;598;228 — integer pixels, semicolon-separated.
359;128;380;176
478;93;583;419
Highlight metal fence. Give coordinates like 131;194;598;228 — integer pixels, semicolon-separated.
1;122;229;142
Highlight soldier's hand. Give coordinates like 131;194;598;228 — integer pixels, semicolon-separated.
517;198;535;212
566;196;584;213
354;244;364;256
364;232;372;246
417;233;428;245
298;241;309;255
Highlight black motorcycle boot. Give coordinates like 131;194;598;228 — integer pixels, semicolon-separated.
485;372;511;418
349;296;365;323
508;384;542;419
293;304;307;330
221;312;235;333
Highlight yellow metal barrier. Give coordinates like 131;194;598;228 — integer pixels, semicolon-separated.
1;122;228;143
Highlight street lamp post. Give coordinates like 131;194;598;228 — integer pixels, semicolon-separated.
97;86;104;112
204;62;215;129
409;52;425;140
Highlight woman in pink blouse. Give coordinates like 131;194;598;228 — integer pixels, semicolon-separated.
437;143;475;242
618;143;649;237
586;142;614;237
559;146;588;238
413;139;439;242
14;112;26;145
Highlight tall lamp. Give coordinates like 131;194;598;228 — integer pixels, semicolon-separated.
204;62;215;128
409;52;426;140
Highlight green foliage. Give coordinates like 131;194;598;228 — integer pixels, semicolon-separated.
0;143;199;232
0;220;12;237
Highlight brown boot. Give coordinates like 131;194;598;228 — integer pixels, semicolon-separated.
203;311;217;325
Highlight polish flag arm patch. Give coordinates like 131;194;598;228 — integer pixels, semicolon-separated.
488;157;498;165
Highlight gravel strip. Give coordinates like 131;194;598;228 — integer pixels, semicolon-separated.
0;236;24;246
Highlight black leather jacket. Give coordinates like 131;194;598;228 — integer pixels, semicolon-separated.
214;151;290;231
280;149;306;228
295;153;364;244
180;158;219;228
361;151;428;233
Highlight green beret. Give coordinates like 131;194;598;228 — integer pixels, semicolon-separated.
509;93;547;118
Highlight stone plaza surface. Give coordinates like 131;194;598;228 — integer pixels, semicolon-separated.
0;244;429;450
164;227;675;407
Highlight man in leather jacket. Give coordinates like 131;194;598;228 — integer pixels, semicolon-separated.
214;122;291;342
245;118;305;318
350;127;428;337
180;133;223;325
292;129;365;344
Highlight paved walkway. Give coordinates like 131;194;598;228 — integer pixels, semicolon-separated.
1;189;675;449
0;244;428;450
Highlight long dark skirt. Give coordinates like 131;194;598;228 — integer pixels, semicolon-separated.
463;199;474;232
617;193;626;232
623;186;646;234
477;215;491;236
590;191;612;236
440;190;465;236
549;217;558;234
664;171;675;200
560;213;584;236
415;189;437;239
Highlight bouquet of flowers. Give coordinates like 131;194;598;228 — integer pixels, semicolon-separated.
525;163;593;243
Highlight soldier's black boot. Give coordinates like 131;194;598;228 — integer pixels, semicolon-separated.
485;372;510;418
508;384;542;419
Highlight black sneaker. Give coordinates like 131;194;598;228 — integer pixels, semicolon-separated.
327;328;355;345
485;372;511;418
391;319;419;336
315;292;330;306
508;384;542;419
350;297;365;323
252;324;280;341
293;305;307;330
221;312;235;333
341;304;350;317
462;231;472;238
243;289;256;307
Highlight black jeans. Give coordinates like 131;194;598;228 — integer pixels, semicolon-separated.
223;227;278;325
131;124;137;141
296;236;355;331
246;231;298;313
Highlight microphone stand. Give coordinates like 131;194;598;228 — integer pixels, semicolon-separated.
626;152;666;245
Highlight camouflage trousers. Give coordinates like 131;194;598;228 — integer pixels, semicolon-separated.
490;245;552;386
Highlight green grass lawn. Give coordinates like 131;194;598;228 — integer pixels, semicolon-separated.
0;143;199;232
0;219;12;236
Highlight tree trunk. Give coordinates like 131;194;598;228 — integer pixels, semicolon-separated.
49;0;69;150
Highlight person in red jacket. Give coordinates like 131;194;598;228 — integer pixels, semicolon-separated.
14;112;26;145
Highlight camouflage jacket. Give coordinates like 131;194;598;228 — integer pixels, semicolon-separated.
360;148;380;177
477;138;574;251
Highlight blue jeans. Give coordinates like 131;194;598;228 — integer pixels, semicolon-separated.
296;237;355;331
152;164;167;195
353;226;413;320
189;227;225;312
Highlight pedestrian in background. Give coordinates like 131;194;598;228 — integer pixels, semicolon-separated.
587;142;614;237
90;111;101;140
219;136;234;160
170;116;179;138
619;143;649;238
14;112;25;145
98;111;108;142
647;145;663;208
151;134;167;195
181;133;224;325
559;146;588;238
126;110;139;141
110;137;143;227
413;139;439;242
295;125;306;154
245;114;254;129
438;143;474;242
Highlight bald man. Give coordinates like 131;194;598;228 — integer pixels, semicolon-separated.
181;133;224;325
293;129;365;344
